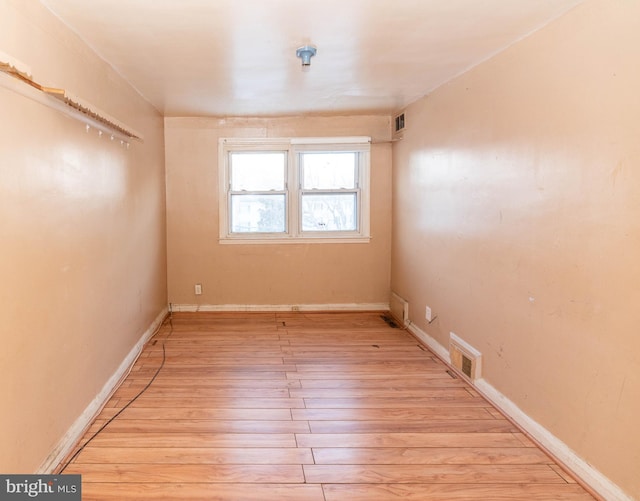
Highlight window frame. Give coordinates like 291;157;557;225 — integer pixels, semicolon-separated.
219;137;371;244
228;147;289;235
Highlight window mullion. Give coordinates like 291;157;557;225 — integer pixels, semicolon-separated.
288;147;298;237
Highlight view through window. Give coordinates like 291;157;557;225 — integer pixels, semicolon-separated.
219;138;370;243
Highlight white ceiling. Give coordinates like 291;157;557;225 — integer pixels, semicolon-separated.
40;0;583;117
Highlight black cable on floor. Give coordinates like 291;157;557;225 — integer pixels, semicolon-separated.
58;316;173;473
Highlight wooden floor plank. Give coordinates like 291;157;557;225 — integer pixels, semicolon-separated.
312;447;553;465
84;432;298;448
74;447;313;464
131;369;289;379
283;354;438;363
98;407;293;421
303;464;566;483
286;369;450;380
302;397;492;408
308;419;517;433
111;387;292;399
121;378;302;389
136;362;299;371
57;312;594;500
322;484;595;501
65;464;305;483
297;377;468;388
292;407;494;421
82;484;325;501
145;356;290;365
292;362;444;372
144;348;288;356
295;432;530;448
290;387;471;398
123;397;306;408
86;419;310;434
281;346;427;355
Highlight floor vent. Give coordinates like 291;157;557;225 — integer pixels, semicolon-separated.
380;313;399;328
449;332;482;381
389;292;409;327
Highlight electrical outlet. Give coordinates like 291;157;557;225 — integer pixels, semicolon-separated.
425;306;432;322
194;283;202;295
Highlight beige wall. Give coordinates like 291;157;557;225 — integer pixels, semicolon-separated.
0;0;166;472
391;0;640;497
165;116;391;307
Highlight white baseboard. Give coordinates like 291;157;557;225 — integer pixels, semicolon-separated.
406;320;451;363
474;379;632;501
171;303;389;313
37;306;168;474
406;319;631;501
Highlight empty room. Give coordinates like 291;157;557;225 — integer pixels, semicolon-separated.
1;0;638;499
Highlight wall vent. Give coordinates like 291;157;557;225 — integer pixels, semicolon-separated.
449;332;482;381
461;354;473;378
393;111;406;140
389;292;409;327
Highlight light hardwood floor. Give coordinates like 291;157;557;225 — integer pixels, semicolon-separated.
60;312;597;500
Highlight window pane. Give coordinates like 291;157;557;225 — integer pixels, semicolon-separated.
302;152;356;189
231;194;285;233
301;193;357;231
230;152;285;191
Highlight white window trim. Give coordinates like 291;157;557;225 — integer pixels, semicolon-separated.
218;137;371;244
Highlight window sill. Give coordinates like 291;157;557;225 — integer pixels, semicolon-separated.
219;236;371;245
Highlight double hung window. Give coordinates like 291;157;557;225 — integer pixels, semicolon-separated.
219;137;370;243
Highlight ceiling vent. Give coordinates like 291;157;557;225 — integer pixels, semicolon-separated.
393;111;406;140
449;332;482;381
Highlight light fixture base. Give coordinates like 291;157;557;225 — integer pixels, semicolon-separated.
296;45;317;67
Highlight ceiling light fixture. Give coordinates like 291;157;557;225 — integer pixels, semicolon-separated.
296;45;317;70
